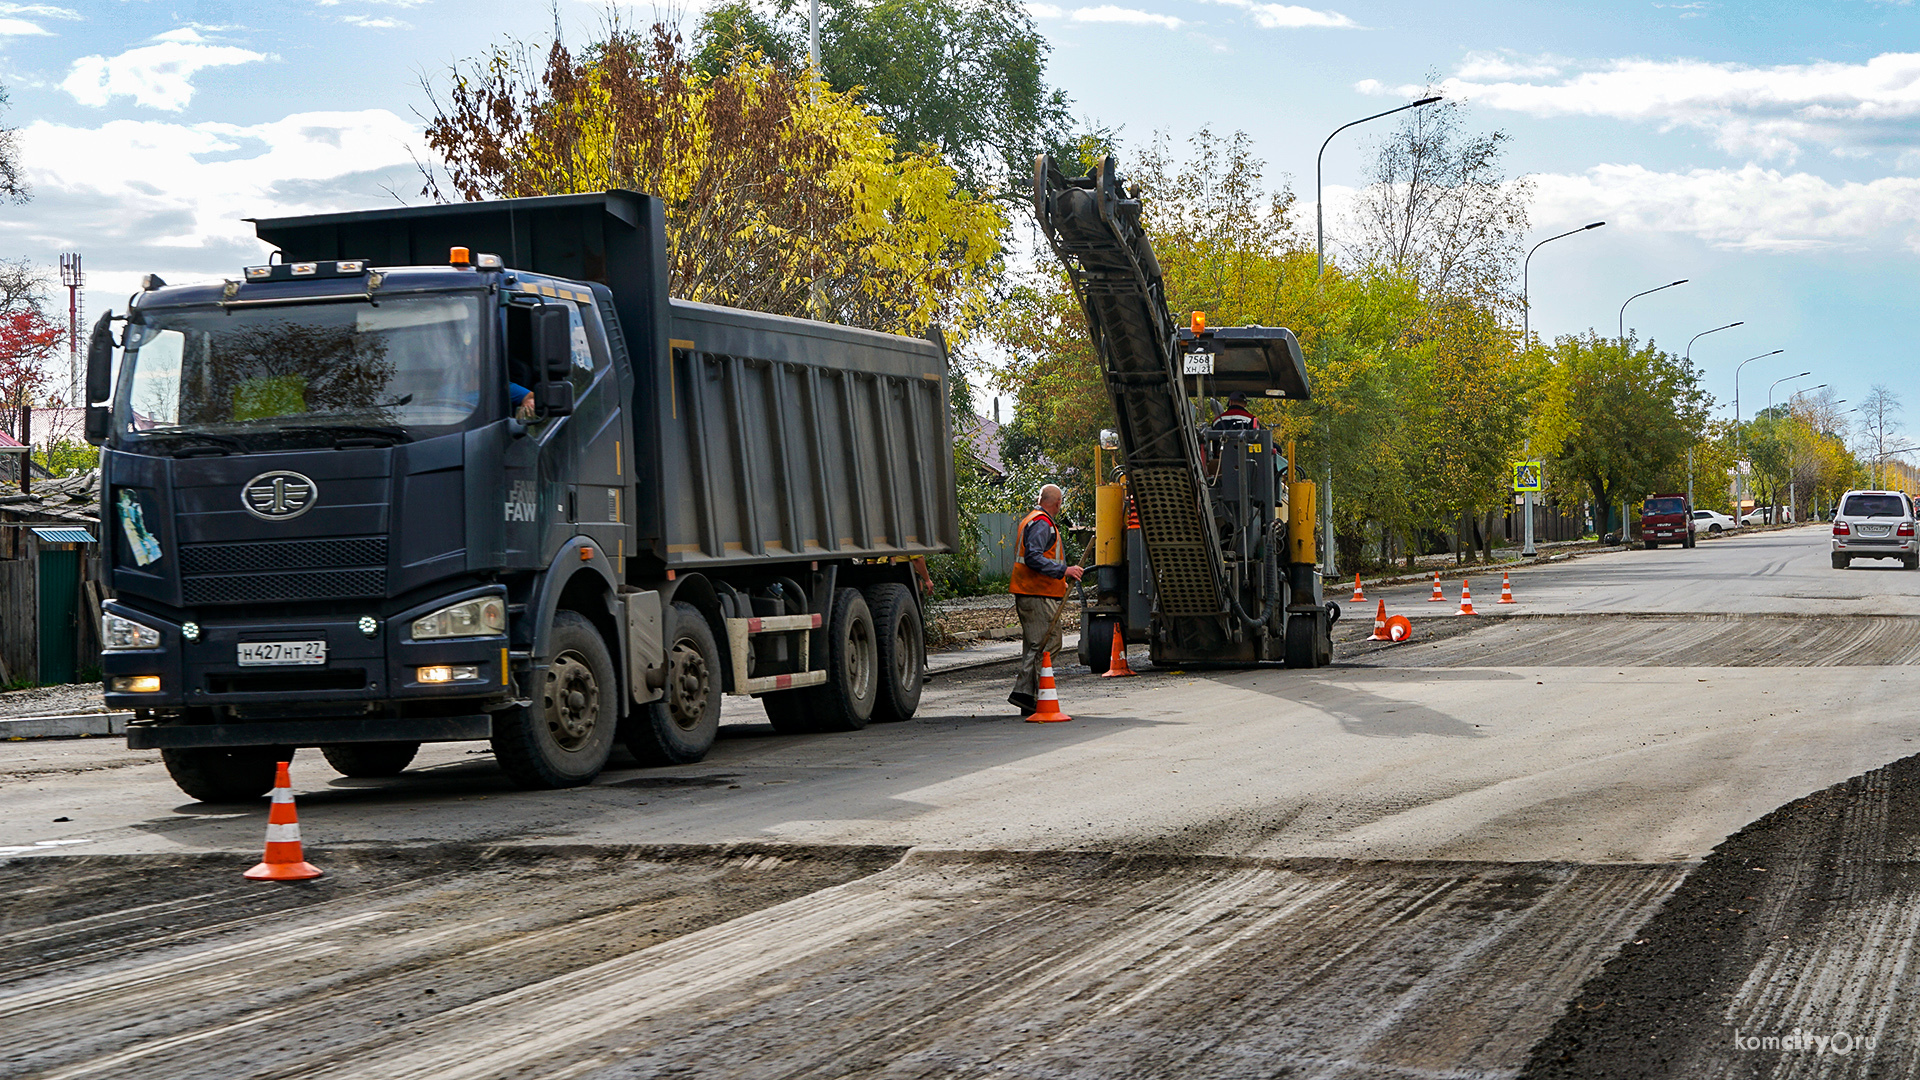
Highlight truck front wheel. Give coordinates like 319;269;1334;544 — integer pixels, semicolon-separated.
866;583;924;722
625;601;721;765
321;742;419;778
161;746;285;803
492;610;617;789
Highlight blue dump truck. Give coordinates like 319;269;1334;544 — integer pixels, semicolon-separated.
82;191;956;802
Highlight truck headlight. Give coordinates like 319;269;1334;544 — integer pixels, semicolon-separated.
103;612;162;651
412;596;506;640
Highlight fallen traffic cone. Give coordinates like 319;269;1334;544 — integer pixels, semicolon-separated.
1102;628;1138;678
1028;651;1073;722
1386;615;1413;642
1429;573;1445;602
244;761;322;882
1369;599;1392;641
1456;580;1477;616
1352;573;1366;602
1498;572;1516;604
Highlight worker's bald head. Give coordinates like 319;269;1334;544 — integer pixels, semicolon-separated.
1039;484;1064;512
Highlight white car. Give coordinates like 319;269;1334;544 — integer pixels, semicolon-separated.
1691;509;1737;536
1832;490;1918;569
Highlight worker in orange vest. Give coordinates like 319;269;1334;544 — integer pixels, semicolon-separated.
1009;483;1083;716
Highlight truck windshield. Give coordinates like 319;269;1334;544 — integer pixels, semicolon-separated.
1644;498;1684;515
118;295;484;443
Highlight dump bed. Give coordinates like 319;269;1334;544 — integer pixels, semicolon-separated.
254;189;958;571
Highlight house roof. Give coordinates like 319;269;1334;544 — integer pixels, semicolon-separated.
961;414;1005;479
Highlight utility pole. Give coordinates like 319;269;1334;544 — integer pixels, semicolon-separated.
59;253;82;407
809;0;820;67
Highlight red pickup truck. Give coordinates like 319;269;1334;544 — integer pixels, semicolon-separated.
1641;494;1696;549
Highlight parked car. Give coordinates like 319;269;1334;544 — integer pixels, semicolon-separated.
1641;494;1695;549
1691;509;1737;536
1741;507;1782;526
1831;490;1918;569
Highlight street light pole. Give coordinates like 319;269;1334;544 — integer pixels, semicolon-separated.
1733;349;1782;517
1768;372;1813;522
1522;221;1605;342
1682;321;1743;510
1619;279;1689;344
1313;93;1440;576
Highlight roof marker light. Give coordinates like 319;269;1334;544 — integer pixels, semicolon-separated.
290;262;317;276
336;260;366;274
449;246;471;267
245;266;271;280
475;253;503;270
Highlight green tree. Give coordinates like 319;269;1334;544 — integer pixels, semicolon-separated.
1539;332;1709;538
693;1;801;74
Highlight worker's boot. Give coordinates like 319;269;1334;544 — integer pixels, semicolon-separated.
1007;692;1037;717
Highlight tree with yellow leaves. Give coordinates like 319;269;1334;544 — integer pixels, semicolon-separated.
420;22;1004;338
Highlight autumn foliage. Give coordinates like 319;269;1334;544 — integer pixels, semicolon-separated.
421;24;1003;338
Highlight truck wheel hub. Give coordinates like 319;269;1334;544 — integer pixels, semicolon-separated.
667;640;710;731
544;653;598;749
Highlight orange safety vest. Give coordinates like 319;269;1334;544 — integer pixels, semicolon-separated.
1009;508;1067;598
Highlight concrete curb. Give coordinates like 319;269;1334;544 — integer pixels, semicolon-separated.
1;712;132;740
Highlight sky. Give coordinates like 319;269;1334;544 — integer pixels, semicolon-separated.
1;0;1917;439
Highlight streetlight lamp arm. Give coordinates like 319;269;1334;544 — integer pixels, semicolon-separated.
1619;279;1690;343
1317;96;1443;278
1521;221;1605;341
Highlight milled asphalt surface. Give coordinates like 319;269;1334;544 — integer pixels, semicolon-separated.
6;522;1919;1078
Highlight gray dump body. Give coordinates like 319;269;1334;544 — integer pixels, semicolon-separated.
254;189;958;573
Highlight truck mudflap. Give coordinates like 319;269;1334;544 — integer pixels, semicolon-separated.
127;714;492;750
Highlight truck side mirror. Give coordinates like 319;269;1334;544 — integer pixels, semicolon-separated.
86;311;114;405
84;406;109;446
534;306;571;381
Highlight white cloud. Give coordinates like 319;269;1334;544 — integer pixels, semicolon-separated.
1027;3;1183;29
0;16;47;35
1197;0;1357;28
342;14;409;28
1072;4;1183;27
1454;51;1565;81
1533;163;1920;252
10;109;422;262
1370;51;1920;160
62;29;270;111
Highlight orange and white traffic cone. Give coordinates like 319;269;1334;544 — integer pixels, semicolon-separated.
1386;615;1413;642
1352;573;1366;602
1456;580;1477;616
1028;651;1073;722
1369;599;1392;641
1102;628;1137;678
1429;573;1445;602
1498;572;1516;604
244;761;322;881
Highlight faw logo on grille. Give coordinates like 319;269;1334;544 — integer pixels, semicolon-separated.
242;471;318;520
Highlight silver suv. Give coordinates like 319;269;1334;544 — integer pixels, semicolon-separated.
1831;490;1917;569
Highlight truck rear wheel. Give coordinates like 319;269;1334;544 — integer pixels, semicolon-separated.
804;587;878;732
866;583;923;722
625;601;721;765
492;610;617;789
321;742;418;778
161;746;285;803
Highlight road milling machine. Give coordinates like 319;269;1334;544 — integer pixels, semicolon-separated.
1034;154;1335;670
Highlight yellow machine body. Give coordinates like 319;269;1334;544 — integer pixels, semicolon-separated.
1094;482;1126;566
1288;480;1317;566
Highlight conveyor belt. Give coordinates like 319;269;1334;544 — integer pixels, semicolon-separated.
1034;155;1226;619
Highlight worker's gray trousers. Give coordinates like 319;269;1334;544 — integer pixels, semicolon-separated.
1013;594;1064;699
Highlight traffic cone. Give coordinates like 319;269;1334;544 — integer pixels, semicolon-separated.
1102;628;1138;678
244;761;322;881
1369;599;1391;641
1429;573;1445;602
1456;580;1477;616
1352;573;1366;602
1498;572;1516;604
1028;651;1073;722
1386;615;1413;642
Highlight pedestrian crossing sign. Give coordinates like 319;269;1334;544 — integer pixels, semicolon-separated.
1513;461;1542;493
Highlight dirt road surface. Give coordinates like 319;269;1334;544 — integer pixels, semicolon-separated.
5;525;1918;1078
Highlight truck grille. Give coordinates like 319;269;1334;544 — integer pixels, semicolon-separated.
180;537;387;605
